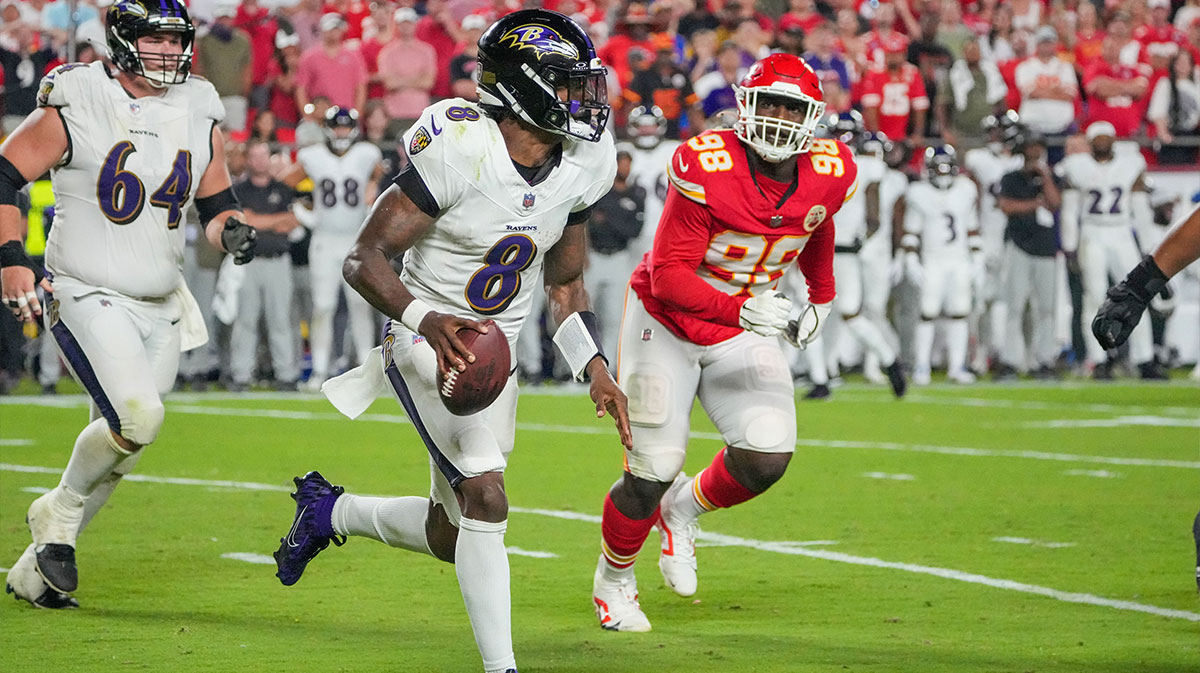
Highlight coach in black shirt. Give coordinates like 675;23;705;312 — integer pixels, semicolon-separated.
585;150;647;359
996;133;1062;378
229;139;301;391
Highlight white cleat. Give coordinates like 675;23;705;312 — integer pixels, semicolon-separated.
657;475;699;597
912;369;932;386
947;369;977;384
27;487;83;593
592;556;651;632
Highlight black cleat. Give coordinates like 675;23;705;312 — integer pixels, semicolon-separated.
7;582;79;610
885;361;907;398
1092;361;1114;380
992;363;1018;381
804;384;831;400
1031;364;1059;380
34;544;78;594
1138;361;1169;380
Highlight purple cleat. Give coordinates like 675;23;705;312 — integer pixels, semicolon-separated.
273;471;346;586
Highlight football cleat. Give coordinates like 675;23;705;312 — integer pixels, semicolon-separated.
885;361;907;398
657;475;699;597
804;384;831;400
912;369;932;386
27;488;83;594
1138;361;1169;380
947;369;976;384
6;543;79;610
1091;361;1114;380
592;556;651;632
273;471;346;586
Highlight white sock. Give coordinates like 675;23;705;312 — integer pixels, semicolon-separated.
456;518;515;673
845;315;896;365
665;474;707;522
331;495;433;556
805;337;828;385
60;419;133;498
946;319;969;374
78;449;142;534
915;320;935;375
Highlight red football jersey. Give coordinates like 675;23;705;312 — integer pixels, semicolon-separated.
859;64;929;141
1084;60;1152;137
630;129;859;346
1133;24;1184;61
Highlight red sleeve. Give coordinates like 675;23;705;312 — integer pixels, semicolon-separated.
647;188;747;327
797;216;835;305
859;71;882;108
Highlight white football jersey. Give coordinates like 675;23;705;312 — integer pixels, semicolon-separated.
626;139;680;259
904;175;979;261
1057;151;1146;228
833;150;886;247
877;167;909;244
398;99;616;350
296;141;382;235
39;62;223;298
964;147;1022;251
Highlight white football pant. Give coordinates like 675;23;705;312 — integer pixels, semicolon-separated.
1079;225;1153;365
308;231;376;382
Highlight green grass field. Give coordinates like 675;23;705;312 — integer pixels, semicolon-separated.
2;381;1198;673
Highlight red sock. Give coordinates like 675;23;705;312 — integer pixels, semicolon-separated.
600;493;659;569
694;448;757;510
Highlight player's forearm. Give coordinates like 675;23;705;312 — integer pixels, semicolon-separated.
998;197;1039;215
649;263;744;326
204;209;246;252
545;276;591;332
343;242;418;319
0;205;24;245
1152;203;1200;278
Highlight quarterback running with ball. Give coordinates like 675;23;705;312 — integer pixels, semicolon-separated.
1;0;256;608
591;53;857;631
271;11;631;673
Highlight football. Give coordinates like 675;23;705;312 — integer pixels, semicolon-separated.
438;320;511;416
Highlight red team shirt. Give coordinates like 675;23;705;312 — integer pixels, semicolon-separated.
630;129;859;346
859;64;929;141
1084;60;1152;136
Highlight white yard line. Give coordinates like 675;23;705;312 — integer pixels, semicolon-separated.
1064;469;1121;479
221;552;275;565
993;537;1077;549
0;439;35;446
505;547;559;559
1019;416;1200;429
19;486;50;494
862;472;916;481
3;463;1192;622
835;392;1199;417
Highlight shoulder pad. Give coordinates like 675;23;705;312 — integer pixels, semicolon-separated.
37;62;93;108
666;129;739;205
181;76;225;123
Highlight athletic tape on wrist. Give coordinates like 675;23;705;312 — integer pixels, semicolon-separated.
552;311;606;381
401;298;434;333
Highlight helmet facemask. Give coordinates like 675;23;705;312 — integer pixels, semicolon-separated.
482;58;610;142
734;87;825;163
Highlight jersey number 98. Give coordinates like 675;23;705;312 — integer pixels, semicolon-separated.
465;234;538;315
97;141;192;229
686;134;733;173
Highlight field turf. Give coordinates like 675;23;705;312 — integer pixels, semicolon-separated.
1;380;1198;672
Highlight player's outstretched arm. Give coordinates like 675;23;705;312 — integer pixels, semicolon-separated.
343;184;485;378
544;222;632;450
196;126;256;264
1152;203;1200;278
0;108;67;321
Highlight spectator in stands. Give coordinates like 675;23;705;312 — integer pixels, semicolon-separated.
415;0;460;100
935;0;973;62
229;140;301;393
730;17;772;68
0;21;55;133
938;35;1007;144
326;0;371;41
1135;0;1186;70
234;0;280;110
295;96;332;148
779;0;825;37
296;12;367;115
250;109;280;147
803;22;851;95
601;4;655;91
774;24;806;56
981;4;1016;63
287;0;325;53
1073;2;1105;75
1084;35;1151;137
997;29;1030;112
626;34;703;140
1008;0;1042;33
861;34;928;147
449;13;487;101
194;1;253;132
358;4;394;105
694;41;745;120
377;7;435;137
1105;13;1143;67
834;9;868;74
863;2;918;71
265;29;303;129
1015;27;1079;137
678;0;720;39
907;11;952;138
1148;49;1200;164
1177;0;1200;32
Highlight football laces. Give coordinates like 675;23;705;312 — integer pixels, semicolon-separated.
441;370;460;397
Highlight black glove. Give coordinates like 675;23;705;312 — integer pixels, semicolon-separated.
220;217;257;265
1091;255;1168;350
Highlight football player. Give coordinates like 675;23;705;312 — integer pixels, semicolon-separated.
898;145;981;385
808;112;905;399
1059;121;1166;380
0;0;256;608
592;54;857;631
270;11;630;673
624;105;682;261
963;112;1024;373
280;106;384;389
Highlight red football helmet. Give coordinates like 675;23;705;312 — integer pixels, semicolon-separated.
734;53;826;162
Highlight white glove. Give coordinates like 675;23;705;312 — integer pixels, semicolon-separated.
903;251;924;288
785;302;832;349
739;289;793;337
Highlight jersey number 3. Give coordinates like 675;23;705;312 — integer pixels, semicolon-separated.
97;141;192;229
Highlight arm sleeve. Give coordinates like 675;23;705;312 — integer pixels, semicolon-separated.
647;187;746;326
797;216;836;305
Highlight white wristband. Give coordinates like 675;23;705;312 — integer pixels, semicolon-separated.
401;298;434;333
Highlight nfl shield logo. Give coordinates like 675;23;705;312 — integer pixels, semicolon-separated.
129;102;141;115
522;193;536;209
769;214;783;228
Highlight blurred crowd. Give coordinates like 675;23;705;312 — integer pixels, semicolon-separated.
1;0;1198;394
